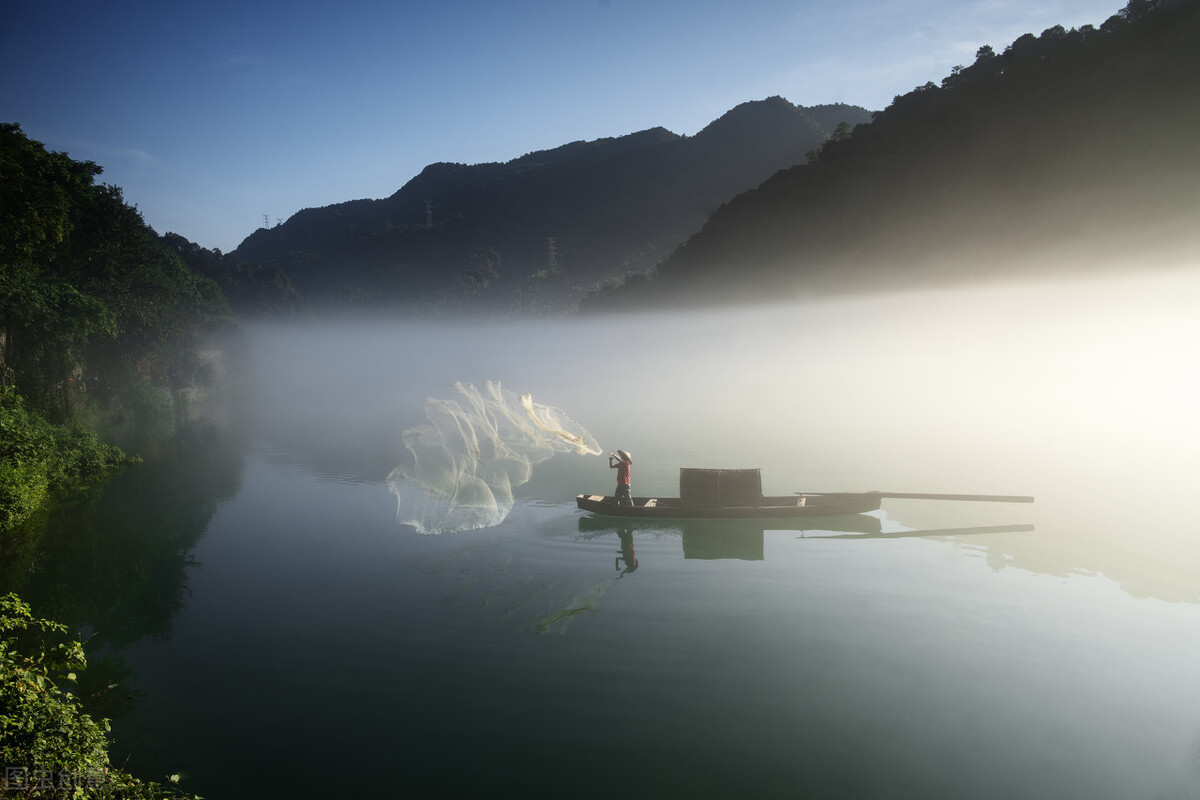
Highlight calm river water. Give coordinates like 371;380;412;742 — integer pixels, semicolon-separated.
7;270;1200;799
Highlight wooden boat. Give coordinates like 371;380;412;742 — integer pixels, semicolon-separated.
575;491;883;519
575;511;885;536
576;468;1033;521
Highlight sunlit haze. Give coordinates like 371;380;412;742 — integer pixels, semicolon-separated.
2;0;1124;253
242;269;1200;599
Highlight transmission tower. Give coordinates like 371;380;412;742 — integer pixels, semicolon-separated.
546;237;558;272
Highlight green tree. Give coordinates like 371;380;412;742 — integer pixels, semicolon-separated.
1;124;231;530
1;124;230;420
0;124;114;418
0;593;198;798
0;385;132;533
63;185;227;402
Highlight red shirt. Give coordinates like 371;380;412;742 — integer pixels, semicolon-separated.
614;458;631;485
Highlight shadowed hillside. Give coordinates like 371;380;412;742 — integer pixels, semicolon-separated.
231;98;872;314
163;233;303;320
584;0;1200;311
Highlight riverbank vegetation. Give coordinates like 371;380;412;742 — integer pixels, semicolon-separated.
1;123;224;795
0;593;198;798
1;123;234;534
0;386;134;533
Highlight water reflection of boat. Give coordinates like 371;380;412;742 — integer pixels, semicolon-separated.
577;516;1035;563
799;523;1035;540
577;514;887;563
580;519;770;562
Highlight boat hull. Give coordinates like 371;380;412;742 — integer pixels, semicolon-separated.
574;493;882;520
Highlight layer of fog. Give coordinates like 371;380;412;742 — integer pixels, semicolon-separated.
246;269;1198;476
241;268;1200;593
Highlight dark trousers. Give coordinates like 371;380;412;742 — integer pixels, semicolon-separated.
615;484;632;506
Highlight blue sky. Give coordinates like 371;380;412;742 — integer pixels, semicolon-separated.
2;0;1124;253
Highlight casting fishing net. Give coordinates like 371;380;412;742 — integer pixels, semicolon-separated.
388;380;601;533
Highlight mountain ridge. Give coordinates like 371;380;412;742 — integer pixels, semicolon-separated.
583;0;1200;311
231;97;873;313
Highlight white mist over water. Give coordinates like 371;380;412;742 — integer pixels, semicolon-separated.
242;268;1200;598
387;380;601;533
87;267;1200;800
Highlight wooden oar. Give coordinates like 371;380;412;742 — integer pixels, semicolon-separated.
868;491;1034;503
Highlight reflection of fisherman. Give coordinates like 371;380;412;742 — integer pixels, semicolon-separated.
616;528;638;575
609;449;633;506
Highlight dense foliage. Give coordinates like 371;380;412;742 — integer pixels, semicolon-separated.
161;234;301;320
0;386;134;532
231;98;872;313
0;124;231;531
0;593;197;799
584;0;1200;309
1;123;229;421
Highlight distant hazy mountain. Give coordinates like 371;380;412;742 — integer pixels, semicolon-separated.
585;0;1200;310
231;97;872;313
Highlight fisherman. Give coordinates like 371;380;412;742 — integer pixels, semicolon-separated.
609;449;633;506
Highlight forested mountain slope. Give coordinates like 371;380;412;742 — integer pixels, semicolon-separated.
585;0;1199;310
231;98;872;313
